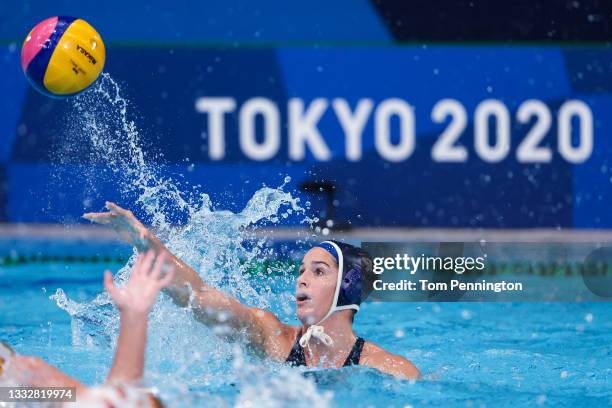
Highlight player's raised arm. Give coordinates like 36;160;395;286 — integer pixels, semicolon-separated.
83;202;204;306
84;202;289;355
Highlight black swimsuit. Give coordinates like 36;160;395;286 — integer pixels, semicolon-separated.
285;330;365;367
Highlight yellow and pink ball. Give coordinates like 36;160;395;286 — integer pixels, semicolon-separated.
21;16;105;98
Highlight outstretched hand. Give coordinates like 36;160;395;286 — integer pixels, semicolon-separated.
104;250;175;316
83;202;150;250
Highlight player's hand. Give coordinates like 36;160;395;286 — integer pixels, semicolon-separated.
104;250;175;316
83;202;151;250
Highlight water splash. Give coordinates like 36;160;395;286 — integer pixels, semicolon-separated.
49;73;324;405
51;287;117;347
232;347;333;408
62;73;197;229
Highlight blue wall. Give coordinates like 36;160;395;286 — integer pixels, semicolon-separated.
1;2;611;228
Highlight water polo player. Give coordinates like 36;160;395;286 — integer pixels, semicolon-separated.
0;251;172;407
84;202;420;379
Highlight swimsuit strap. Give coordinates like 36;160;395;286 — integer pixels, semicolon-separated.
285;328;307;366
342;337;365;367
285;330;365;367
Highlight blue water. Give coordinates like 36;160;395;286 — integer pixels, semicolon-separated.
0;249;611;407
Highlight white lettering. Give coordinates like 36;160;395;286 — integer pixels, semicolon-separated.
374;98;415;161
332;98;374;161
195;97;236;160
288;98;331;161
239;98;281;161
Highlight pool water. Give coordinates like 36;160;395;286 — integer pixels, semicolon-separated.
1;256;611;407
2;70;608;407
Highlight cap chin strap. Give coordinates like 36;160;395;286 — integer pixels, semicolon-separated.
299;241;360;349
299;324;333;348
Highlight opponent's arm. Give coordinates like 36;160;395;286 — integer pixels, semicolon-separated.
5;354;84;390
105;251;174;383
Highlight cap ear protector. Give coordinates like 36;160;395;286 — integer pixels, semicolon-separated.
338;266;362;308
318;240;364;312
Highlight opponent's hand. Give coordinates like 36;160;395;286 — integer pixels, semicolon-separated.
104;250;175;316
83;202;150;250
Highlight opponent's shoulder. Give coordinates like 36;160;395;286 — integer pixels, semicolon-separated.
361;341;420;380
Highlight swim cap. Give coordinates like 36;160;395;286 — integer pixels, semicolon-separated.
318;241;364;311
299;241;365;348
